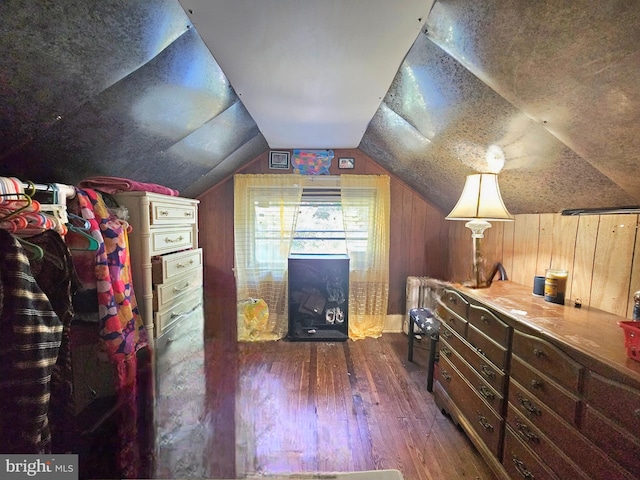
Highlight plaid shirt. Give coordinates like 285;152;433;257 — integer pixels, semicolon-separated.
0;229;63;453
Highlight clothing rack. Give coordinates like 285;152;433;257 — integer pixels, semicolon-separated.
22;181;76;205
21;181;76;225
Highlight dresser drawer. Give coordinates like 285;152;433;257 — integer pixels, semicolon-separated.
468;303;511;347
156;306;204;361
441;287;469;319
582;405;640;477
467;323;509;370
507;404;590;480
512;330;583;393
152;248;203;284
510;354;581;426
503;426;560;480
509;379;631;480
154;268;203;311
438;354;504;458
149;226;196;255
585;371;640;439
155;308;205;442
441;323;507;393
155;290;203;337
437;299;468;337
441;337;504;415
150;200;197;225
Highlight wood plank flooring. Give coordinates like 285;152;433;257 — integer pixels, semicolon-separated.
201;333;497;480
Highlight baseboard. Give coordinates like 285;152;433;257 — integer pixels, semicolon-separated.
383;314;405;333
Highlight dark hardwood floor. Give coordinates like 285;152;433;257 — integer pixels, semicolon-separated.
192;332;498;480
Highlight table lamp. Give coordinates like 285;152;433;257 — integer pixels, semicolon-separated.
446;173;513;288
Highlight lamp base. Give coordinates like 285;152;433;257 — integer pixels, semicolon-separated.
462;280;489;289
465;220;492;288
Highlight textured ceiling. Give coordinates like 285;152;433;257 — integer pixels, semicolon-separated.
179;0;432;149
1;0;639;213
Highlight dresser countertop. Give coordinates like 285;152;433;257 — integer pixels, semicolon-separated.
449;281;640;383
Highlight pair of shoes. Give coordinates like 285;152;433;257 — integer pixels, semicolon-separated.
326;308;335;324
325;307;345;324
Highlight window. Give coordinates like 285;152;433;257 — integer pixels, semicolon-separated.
235;173;390;340
254;184;372;261
290;187;346;255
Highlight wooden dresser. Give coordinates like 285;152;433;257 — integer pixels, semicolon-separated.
114;191;206;477
113;191;203;345
432;280;640;480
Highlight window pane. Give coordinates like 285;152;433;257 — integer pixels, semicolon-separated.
290;202;347;255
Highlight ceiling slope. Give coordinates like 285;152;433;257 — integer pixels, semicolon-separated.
1;0;639;214
178;0;433;149
362;0;640;214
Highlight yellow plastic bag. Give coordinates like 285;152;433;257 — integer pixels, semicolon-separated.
239;298;269;341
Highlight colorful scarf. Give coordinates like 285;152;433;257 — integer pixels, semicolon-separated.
74;188;148;478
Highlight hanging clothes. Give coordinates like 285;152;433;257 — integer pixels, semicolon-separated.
26;230;78;451
73;188;148;478
0;230;64;453
72;188;147;357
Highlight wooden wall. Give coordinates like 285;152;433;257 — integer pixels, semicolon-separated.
447;213;640;319
197;149;448;338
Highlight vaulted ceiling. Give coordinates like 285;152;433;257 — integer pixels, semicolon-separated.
1;0;639;215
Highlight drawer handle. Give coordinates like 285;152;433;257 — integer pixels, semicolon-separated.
477;414;494;431
533;348;545;358
165;235;185;243
448;295;457;304
447;316;456;324
518;394;542;416
441;370;451;381
173;282;190;293
530;379;543;389
515;418;539;444
480;364;496;379
184;211;193;217
441;329;452;339
480;315;489;324
478;385;495;400
512;456;534;479
176;260;195;268
159;210;169;216
440;346;452;357
169;301;203;321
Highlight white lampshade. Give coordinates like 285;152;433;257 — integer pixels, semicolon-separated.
446;173;514;221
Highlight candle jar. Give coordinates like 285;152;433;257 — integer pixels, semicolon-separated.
544;269;568;305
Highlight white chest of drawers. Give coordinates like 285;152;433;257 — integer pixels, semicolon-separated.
113;191;202;344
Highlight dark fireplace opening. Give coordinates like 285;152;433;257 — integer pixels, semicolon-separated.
287;254;349;342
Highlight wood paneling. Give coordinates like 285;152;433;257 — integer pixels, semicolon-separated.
197;149;448;337
551;214;579;298
536;213;554;274
447;213;640;320
512;214;540;287
572;216;600;306
630;216;640;318
591;215;636;316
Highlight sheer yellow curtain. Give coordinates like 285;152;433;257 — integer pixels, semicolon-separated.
341;175;390;339
234;174;303;341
